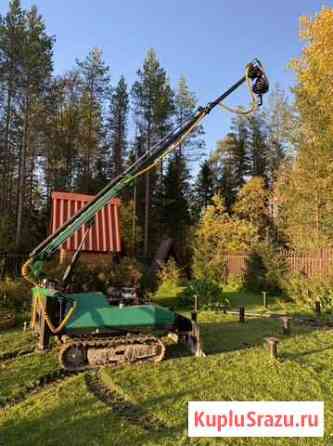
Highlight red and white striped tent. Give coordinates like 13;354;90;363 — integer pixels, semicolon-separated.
51;192;121;257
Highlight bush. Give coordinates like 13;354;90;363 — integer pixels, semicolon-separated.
46;257;143;292
192;195;258;285
282;272;333;311
245;243;288;293
108;257;143;287
0;277;31;311
180;279;228;309
157;259;182;287
226;273;245;291
155;259;184;300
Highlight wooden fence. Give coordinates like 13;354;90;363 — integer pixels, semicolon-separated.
225;249;333;279
2;249;333;280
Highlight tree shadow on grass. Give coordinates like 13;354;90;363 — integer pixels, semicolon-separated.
223;288;282;310
280;345;333;362
197;316;316;355
161;312;319;360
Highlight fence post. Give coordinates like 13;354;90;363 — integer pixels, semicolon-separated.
262;291;267;308
315;300;321;316
239;306;245;323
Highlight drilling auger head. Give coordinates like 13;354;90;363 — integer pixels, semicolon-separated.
247;59;269;104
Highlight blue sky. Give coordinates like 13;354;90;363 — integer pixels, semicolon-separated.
0;0;328;158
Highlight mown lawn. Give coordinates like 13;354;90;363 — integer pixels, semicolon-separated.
0;290;333;445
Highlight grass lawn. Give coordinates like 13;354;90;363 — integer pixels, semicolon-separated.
0;327;35;360
0;289;332;445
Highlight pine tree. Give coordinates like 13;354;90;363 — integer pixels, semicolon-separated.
211;131;246;210
0;0;26;222
75;48;110;193
107;75;129;179
174;76;205;162
161;151;191;262
0;1;53;248
265;85;296;184
247;112;269;182
41;71;81;196
193;159;215;217
131;49;174;256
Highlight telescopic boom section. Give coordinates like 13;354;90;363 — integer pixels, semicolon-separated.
28;59;269;273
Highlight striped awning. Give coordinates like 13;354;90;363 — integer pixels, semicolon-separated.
51;192;121;252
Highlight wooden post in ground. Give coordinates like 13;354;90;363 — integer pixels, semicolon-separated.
239;306;245;323
266;337;279;359
262;291;267;308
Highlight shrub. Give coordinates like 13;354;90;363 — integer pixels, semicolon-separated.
108;257;143;287
157;259;182;287
0;277;31;311
282;272;333;311
192;195;258;285
245;243;288;293
46;257;143;292
155;259;184;300
180;279;228;309
226;273;245;291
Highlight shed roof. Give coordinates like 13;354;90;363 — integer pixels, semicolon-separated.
51;192;121;253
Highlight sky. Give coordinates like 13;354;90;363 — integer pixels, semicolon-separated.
0;0;329;161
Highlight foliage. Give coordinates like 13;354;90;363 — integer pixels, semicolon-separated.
282;271;333;311
193;159;215;219
233;176;270;237
0;277;31;311
157;258;182;287
210;131;247;210
192;195;258;283
290;8;333;142
154;259;184;302
0;0;54;249
244;242;288;292
108;257;143;287
209;111;280;211
174;75;205;163
107;75;129;178
131;48;175;257
0;215;16;251
75;48;111;193
277;8;333;250
226;273;245;292
180;278;226;308
120;199;143;256
160;152;192;260
46;257;143;291
264;85;296;181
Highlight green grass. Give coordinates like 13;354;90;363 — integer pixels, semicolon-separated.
0;351;59;405
0;289;333;445
102;328;333;445
0;327;35;359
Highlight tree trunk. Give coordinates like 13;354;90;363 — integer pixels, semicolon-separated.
16;97;29;248
2;83;13;213
144;171;150;257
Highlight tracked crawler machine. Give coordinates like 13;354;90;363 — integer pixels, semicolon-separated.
22;60;269;371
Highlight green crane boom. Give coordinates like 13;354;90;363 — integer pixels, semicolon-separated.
27;59;268;282
22;60;269;371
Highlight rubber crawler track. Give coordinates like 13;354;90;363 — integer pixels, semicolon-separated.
59;334;166;372
85;370;167;432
